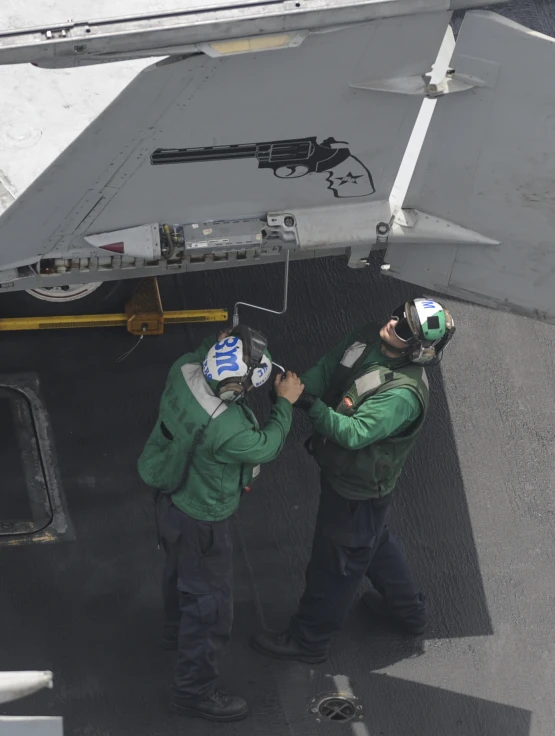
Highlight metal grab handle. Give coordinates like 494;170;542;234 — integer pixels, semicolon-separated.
232;249;290;327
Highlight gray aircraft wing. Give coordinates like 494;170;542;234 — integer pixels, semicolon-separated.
382;10;555;323
0;12;451;269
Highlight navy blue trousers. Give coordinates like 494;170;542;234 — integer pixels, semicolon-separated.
160;496;233;698
289;477;427;652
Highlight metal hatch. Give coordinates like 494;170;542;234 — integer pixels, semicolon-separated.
0;375;71;546
382;10;555;324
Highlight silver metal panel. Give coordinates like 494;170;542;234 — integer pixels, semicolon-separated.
183;219;265;252
0;245;348;294
0;0;502;66
0;718;63;736
386;11;555;324
0;14;450;271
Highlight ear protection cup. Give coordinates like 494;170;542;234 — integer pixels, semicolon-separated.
432;308;456;355
216;378;246;402
408;345;437;365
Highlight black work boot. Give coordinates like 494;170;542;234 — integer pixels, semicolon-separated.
250;630;328;664
361;589;428;636
170;689;249;722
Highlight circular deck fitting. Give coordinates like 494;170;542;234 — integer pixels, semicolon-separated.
311;694;360;723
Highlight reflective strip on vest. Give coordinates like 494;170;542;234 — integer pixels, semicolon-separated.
354;370;383;396
181;364;228;419
340;341;367;368
354;365;428;399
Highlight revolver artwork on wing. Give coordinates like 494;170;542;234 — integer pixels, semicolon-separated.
150;136;375;199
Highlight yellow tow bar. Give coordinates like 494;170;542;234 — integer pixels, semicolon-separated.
0;278;227;335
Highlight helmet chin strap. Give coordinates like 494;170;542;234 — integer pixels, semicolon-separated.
380;339;411;358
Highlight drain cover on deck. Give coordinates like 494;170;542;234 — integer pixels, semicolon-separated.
311;694;360;722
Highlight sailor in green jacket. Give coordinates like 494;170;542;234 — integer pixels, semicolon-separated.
138;324;303;721
251;298;456;663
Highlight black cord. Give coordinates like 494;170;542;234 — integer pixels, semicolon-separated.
177;400;225;491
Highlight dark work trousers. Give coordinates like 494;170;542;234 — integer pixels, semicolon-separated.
159;495;233;699
288;476;427;653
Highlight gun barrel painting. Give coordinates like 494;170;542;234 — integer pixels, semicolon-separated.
150;136;375;199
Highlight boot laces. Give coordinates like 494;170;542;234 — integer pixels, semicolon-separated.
212;689;231;705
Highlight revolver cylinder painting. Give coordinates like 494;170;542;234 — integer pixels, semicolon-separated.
150;136;375;199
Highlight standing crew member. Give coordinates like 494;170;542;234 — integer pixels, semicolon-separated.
251;299;456;663
138;325;303;721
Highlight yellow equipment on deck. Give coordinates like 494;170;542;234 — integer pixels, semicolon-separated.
0;278;227;335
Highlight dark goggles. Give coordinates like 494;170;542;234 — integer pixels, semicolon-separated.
391;304;418;344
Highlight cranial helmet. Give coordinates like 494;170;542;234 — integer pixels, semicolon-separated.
389;298;456;365
203;324;272;401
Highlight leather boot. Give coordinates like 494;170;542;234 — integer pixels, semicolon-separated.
250;630;328;664
361;588;428;636
170;689;249;722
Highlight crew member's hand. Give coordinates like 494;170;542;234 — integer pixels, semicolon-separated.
275;371;304;405
217;327;231;341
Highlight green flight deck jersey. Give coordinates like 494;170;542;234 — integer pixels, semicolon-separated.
302;323;429;500
138;334;293;521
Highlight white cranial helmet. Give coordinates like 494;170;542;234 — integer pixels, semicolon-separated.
202;333;272;402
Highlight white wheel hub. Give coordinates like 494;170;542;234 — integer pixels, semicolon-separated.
26;282;103;303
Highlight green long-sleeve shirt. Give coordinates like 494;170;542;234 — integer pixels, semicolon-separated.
301;332;421;451
140;330;293;520
216;398;293;464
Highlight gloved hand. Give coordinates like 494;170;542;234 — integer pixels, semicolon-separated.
293;391;317;411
